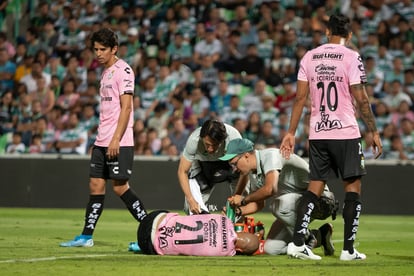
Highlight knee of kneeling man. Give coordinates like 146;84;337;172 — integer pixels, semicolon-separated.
264;239;287;255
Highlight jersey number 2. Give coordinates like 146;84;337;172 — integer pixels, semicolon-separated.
317;81;338;112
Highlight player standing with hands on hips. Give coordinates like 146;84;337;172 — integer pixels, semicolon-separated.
280;14;382;260
61;28;147;247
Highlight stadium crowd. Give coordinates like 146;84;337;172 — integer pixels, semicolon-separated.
0;0;414;160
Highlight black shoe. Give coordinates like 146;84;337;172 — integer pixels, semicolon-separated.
305;232;318;249
319;223;335;256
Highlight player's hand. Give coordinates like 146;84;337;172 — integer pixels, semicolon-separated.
107;139;120;159
280;133;295;160
372;132;383;159
230;195;244;207
188;198;201;215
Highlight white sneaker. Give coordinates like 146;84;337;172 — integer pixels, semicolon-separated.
340;249;366;261
287;242;322;260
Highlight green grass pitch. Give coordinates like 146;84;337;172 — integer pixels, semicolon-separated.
0;208;413;276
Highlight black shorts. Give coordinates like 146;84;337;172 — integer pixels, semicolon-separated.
137;210;169;255
309;138;367;181
89;146;134;180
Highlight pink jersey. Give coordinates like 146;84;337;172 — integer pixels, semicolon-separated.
298;43;367;140
95;59;135;147
153;213;237;256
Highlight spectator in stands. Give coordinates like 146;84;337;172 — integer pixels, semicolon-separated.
146;127;162;155
30;1;52;33
255;119;280;148
257;29;274;69
242;79;269;115
177;5;197;40
52;3;72;31
6;131;26;154
77;0;102;33
236;43;264;85
32;76;55;115
386;134;409;160
0;90;16;135
14;93;33;146
219;94;247;125
282;6;303;33
56;78;80;113
139;75;158;117
168;117;190;154
43;54;66;83
139;56;159;86
266;44;293;86
0;32;16;59
382;79;412;113
274;77;297;114
147;101;169;139
196;55;219;98
399;117;414;158
55;111;87;154
169;92;194;131
28;133;45;154
218;29;242;74
13;42;28;67
188;86;210;126
238;18;258;57
155;65;178;104
260;93;279;126
210;79;232;118
0;47;16;94
245;111;261;143
169;54;192;91
25;27;46;57
134;129;149;156
55;16;87;61
31;115;57;154
20;59;51;94
193;25;222;66
167;32;193;66
63;55;88;93
78;103;99;152
391;100;414;130
364;56;385;98
403;69;414;102
383;58;405;92
39;17;59;55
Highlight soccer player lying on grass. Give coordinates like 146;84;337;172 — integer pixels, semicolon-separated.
136;210;260;256
220;138;338;256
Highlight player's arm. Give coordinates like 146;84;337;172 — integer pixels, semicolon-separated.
351;83;383;159
107;93;132;159
239;200;265;216
232;170;279;206
280;80;309;159
233;173;250;195
177;155;201;214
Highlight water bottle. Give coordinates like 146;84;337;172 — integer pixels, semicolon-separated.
226;197;236;223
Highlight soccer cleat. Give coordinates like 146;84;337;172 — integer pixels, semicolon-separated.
319;223;335;256
339;249;366;261
287;242;322;260
60;235;94;247
128;241;141;253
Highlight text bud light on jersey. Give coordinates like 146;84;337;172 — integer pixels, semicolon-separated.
226;198;236;223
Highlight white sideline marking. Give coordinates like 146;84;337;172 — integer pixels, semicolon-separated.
0;254;113;263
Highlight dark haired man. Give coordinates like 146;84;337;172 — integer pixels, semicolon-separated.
178;119;242;215
60;28;147;247
280;14;382;260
